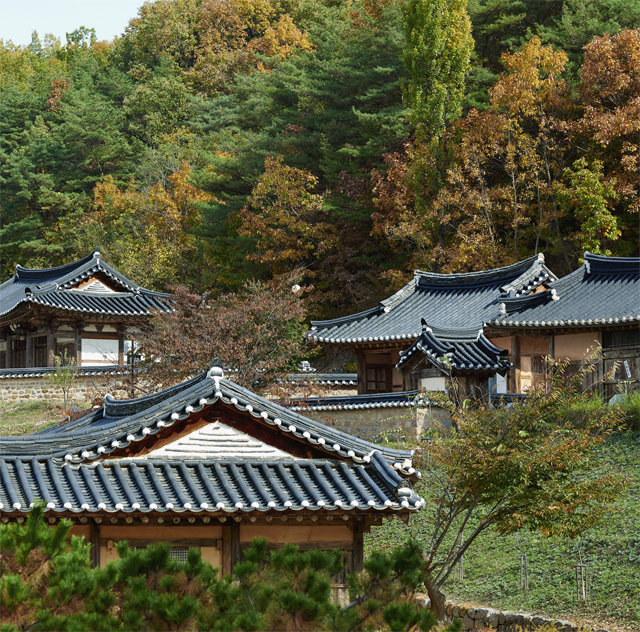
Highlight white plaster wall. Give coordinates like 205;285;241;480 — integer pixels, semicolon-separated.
81;338;119;365
420;376;446;391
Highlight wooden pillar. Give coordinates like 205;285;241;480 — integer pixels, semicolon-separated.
118;328;125;366
25;331;32;368
511;335;521;393
2;333;9;368
7;335;13;368
351;518;364;573
46;323;56;367
356;349;366;395
222;523;241;575
90;521;101;568
75;325;83;365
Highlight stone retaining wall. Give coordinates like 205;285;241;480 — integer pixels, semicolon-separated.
0;376;354;406
418;597;609;632
0;375;129;403
304;405;451;441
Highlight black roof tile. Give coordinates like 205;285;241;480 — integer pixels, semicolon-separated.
397;321;512;374
308;255;555;344
0;365;127;379
0;365;421;515
0;458;422;515
0;248;172;321
286;390;421;413
0;367;412;472
490;253;640;329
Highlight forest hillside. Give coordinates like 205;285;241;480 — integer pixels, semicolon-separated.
1;0;638;317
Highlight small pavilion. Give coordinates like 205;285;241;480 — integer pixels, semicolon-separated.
0;249;172;369
396;320;512;398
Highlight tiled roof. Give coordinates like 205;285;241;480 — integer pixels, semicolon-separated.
490;253;640;329
284;373;358;386
0;365;128;379
4;367;413;469
0;249;172;321
307;255;555;344
286;390;422;412
0;454;422;515
396;321;512;374
0;364;422;518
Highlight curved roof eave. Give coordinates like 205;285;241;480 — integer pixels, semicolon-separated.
0;369;415;476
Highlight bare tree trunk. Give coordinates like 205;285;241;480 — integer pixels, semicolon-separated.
424;571;447;621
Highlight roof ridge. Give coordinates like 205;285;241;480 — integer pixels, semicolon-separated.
499;289;556;314
426;323;483;341
584;251;640;275
380;277;417;310
14;250;98;281
414;254;546;287
0;369;414;473
103;371;208;417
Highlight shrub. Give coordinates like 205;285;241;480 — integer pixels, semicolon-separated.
614;390;640;431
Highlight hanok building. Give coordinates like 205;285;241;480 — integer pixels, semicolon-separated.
0;249;172;369
396;320;512;397
486;252;640;396
307;254;555;397
0;363;423;575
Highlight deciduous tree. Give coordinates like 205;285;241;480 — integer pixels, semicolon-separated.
61;163;213;291
402;0;473;143
403;361;624;619
138;273;308;389
568;29;640;224
555;158;620;255
239;155;336;277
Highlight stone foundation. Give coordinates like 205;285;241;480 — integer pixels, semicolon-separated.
418;597;609;632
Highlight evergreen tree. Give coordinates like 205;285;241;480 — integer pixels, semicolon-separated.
541;0;640;77
0;508;452;631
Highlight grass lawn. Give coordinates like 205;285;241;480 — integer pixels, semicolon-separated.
366;432;640;632
0;400;91;435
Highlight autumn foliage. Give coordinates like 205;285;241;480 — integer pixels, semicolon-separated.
0;2;637;311
138;273;309;389
416;359;624;619
372;30;640;276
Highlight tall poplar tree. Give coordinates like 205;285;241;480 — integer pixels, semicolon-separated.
401;0;473;251
402;0;473;144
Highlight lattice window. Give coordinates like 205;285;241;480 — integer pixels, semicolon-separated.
131;545;195;563
603;329;640;349
169;547;190;563
365;365;391;393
